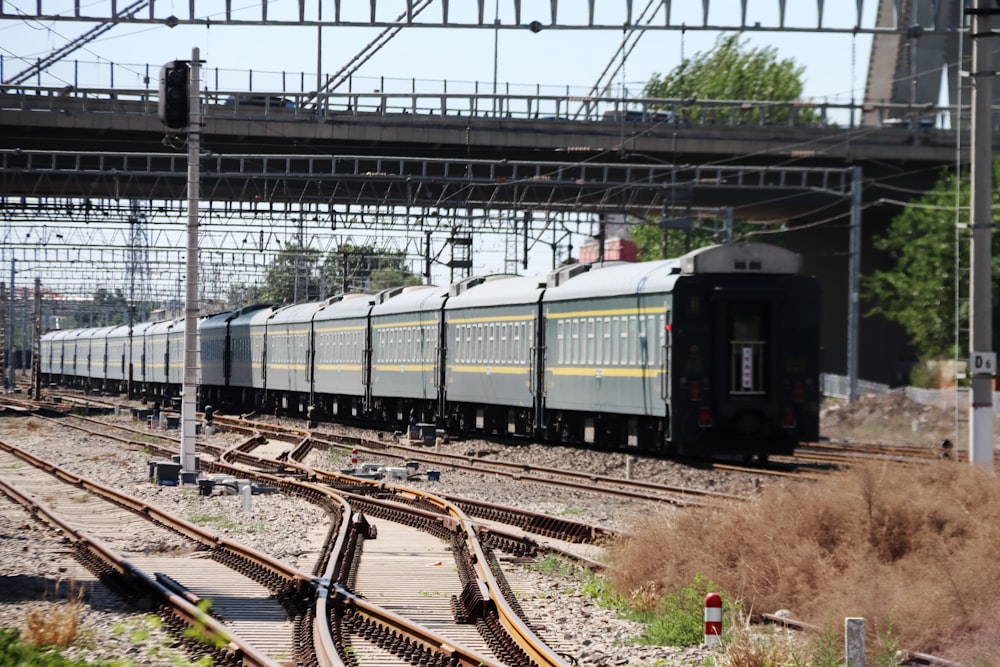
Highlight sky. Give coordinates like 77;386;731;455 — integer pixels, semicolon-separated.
0;1;907;294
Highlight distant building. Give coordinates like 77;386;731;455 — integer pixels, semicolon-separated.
578;236;639;264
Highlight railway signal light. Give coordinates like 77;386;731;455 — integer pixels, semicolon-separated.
158;60;190;129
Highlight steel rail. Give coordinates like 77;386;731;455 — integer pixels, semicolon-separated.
0;444;289;667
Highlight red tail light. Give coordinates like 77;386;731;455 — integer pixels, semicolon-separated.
782;407;796;429
791;382;804;402
690;381;701;401
698;406;712;428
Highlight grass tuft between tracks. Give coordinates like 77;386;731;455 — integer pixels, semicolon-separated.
23;578;85;650
608;460;1000;666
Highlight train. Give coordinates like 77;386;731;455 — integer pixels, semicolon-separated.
39;242;821;460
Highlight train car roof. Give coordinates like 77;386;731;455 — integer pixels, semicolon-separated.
313;293;377;321
543;243;802;302
78;325;117;340
444;274;546;310
43;329;75;341
680;242;802;275
107;324;131;337
541;259;678;302
267;301;326;324
145;319;183;334
199;310;237;332
370;285;449;316
131;321;156;335
232;305;278;327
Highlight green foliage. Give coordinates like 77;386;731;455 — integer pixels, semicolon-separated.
530;555;585;579
629;216;757;262
182;599;227;651
644;34;818;126
872;620;904;667
804;624;843;667
225;282;262;310
0;627;113;667
908;363;934;389
578;572;619;605
260;242;323;304
257;241;423;305
633;573;732;647
864;163;1000;360
321;243;422;295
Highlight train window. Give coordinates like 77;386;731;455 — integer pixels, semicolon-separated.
556;320;564;364
586;318;596;364
487;323;495;364
627;316;637;365
601;317;611;365
611;317;620;366
568;319;577;364
498;323;506;363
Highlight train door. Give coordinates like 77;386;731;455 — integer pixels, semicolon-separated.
723;301;773;399
711;289;784;450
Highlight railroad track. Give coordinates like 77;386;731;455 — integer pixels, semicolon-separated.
2;404;586;665
211;414;758;507
0;440;308;667
3;395;968;666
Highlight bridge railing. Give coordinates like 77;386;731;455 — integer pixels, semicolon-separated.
0;82;959;131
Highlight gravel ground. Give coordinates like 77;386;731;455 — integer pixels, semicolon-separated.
0;411;773;666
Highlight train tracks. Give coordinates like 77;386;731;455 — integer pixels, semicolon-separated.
0;440;306;666
0;400;594;665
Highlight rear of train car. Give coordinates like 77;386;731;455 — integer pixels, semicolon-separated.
540;242;819;459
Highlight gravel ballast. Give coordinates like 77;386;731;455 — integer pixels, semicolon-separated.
0;412;770;666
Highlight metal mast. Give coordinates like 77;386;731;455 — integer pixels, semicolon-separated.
968;0;995;468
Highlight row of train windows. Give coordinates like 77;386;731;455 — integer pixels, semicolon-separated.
267;334;307;364
451;322;528;365
375;327;435;363
555;314;665;366
315;331;365;363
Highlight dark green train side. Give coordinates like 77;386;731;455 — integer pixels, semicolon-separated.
39;242;820;461
535;243;820;460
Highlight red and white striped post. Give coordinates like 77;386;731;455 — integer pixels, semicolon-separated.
704;592;722;646
351;448;358;467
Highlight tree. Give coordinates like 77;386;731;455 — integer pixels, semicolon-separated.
258;242;423;304
321;243;422;294
71;288;128;327
643;34;819;126
225;282;262;310
863;165;1000;361
629;215;735;262
259;243;323;304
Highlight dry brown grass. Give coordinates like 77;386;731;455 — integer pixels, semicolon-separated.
610;460;1000;665
23;578;85;649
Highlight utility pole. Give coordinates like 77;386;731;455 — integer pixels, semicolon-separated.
968;0;995;469
180;47;201;483
32;278;41;400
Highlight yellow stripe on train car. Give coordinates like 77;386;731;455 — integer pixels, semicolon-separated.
447;364;529;375
547;306;665;319
446;314;535;325
314;364;364;371
371;364;435;372
548;367;660;378
372;320;439;329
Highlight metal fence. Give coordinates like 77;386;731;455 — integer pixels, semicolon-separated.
820;373;992;411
